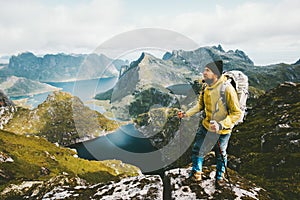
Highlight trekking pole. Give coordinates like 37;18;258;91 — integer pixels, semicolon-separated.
177;111;184;175
178;116;182;175
217;140;233;191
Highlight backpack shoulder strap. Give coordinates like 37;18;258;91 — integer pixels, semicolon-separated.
219;79;232;109
212;80;231;118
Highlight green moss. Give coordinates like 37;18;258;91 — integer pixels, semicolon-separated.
229;82;300;199
0;129;140;191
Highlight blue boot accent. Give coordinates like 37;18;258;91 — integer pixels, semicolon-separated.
192;155;203;172
216;156;227;180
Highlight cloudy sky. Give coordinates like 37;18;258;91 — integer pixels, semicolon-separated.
0;0;299;65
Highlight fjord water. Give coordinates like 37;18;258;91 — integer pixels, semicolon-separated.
70;123;161;172
13;77;158;171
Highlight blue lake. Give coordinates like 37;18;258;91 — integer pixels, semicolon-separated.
70;124;163;172
12;77;118;112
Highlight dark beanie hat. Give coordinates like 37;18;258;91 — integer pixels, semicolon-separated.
206;60;223;77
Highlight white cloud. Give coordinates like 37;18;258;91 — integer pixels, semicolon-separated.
137;0;300;64
0;0;299;65
0;0;125;55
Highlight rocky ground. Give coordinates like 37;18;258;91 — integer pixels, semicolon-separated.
1;166;271;199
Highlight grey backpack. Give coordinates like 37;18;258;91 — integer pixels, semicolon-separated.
220;70;249;124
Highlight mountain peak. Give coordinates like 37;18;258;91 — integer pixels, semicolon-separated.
120;52;167;78
130;52;160;66
212;44;225;52
292;58;300;65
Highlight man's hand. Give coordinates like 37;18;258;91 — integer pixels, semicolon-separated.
178;111;186;119
210;120;221;133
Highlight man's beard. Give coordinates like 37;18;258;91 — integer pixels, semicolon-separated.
204;78;214;85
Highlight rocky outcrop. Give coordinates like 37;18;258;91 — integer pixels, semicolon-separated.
93;175;163;199
3;91;119;146
1;174;162;199
0;90;14;107
164;167;271;199
0;152;14;163
0;90;16;129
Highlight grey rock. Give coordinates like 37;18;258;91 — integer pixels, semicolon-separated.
1;174;163;200
93;175;163;200
164;167;271;200
0;152;14;163
0;90;16;129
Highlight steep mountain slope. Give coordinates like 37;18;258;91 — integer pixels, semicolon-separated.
2;52;126;82
229;82;300;199
109;52;193;120
0;76;59;97
0;129;141;198
3;91;119;146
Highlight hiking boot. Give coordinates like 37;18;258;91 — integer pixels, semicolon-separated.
215;179;226;189
188;170;202;182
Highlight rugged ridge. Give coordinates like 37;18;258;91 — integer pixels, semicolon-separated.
163;44;254;75
3;91;119;146
163;45;300;91
2;52;126;82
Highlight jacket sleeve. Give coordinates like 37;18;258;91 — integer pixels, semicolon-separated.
185;90;204;117
219;85;242;129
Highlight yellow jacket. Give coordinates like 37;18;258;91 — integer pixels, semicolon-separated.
186;75;242;134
